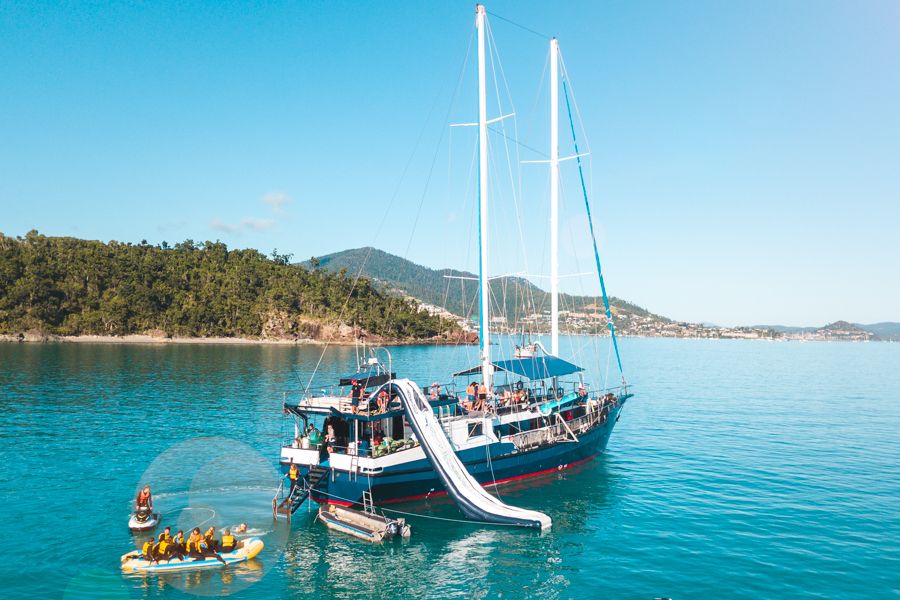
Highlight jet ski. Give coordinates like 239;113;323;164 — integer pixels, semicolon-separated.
120;538;264;573
128;506;160;531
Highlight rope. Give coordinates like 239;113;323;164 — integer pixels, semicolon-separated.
560;76;625;384
486;10;551;41
179;507;216;530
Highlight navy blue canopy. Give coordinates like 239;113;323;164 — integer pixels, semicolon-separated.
453;356;583;380
338;369;395;388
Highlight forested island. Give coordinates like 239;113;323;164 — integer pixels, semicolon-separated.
0;231;454;343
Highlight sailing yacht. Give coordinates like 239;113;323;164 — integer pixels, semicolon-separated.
274;4;633;524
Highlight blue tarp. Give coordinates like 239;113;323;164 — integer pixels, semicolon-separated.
338;369;395;388
453;355;583;380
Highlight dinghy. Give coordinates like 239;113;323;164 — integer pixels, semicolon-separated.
120;538;264;573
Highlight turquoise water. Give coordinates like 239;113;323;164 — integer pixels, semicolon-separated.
0;338;898;598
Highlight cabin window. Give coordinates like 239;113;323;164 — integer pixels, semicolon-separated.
467;422;483;438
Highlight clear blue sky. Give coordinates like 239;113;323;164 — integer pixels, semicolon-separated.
2;1;897;327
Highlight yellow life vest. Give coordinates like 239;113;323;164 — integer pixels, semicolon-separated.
142;541;153;556
289;465;299;480
157;532;171;543
158;540;170;554
221;534;235;548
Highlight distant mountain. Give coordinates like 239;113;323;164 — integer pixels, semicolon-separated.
854;322;900;342
305;247;662;330
758;321;899;341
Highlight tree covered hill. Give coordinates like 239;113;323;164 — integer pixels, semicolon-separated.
0;232;451;341
308;247;664;327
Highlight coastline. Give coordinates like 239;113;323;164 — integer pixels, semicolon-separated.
0;333;471;347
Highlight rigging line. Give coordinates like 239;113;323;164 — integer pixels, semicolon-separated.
401;25;476;261
486;20;535;312
486;10;551;41
562;78;625;383
304;28;475;394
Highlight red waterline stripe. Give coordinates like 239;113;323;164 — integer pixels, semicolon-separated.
319;454;597;506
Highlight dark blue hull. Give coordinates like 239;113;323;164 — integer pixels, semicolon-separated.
300;400;627;507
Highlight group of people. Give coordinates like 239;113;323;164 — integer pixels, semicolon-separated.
462;381;533;412
133;485;246;564
139;525;244;564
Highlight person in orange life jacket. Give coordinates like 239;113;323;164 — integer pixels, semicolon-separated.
135;485;152;510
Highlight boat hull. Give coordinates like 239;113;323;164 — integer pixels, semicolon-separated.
303;399;626;507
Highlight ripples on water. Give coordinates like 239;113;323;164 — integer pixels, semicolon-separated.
0;338;898;598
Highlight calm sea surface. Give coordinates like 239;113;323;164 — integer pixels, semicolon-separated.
0;338;898;599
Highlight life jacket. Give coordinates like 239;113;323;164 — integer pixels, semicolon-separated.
142;540;154;556
136;491;151;507
221;534;236;550
157;540;170;554
173;534;184;547
289;465;299;480
157;532;171;543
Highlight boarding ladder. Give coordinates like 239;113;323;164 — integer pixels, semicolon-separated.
273;465;329;521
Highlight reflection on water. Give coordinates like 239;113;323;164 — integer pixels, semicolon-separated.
2;339;899;598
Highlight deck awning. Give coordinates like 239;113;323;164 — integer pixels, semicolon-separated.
338;369;396;388
452;355;583;380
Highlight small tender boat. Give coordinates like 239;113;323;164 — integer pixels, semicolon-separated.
128;507;160;531
120;538;264;573
318;504;410;543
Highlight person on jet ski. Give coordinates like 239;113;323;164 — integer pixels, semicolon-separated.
135;485;153;511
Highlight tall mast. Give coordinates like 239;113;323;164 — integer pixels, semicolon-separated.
550;37;560;356
476;4;492;390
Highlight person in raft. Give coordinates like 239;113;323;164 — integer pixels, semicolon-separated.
172;530;186;558
220;528;242;552
135;485;152;511
154;526;175;561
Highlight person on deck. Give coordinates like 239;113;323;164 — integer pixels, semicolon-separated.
135;485;152;511
350;380;362;414
577;384;588;400
465;381;477;410
324;424;337;454
475;382;488;411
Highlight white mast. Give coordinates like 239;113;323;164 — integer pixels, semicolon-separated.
476;4;492;390
550;37;560;356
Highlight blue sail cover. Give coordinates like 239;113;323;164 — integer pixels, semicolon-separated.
453;356;583;380
338;369;396;388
